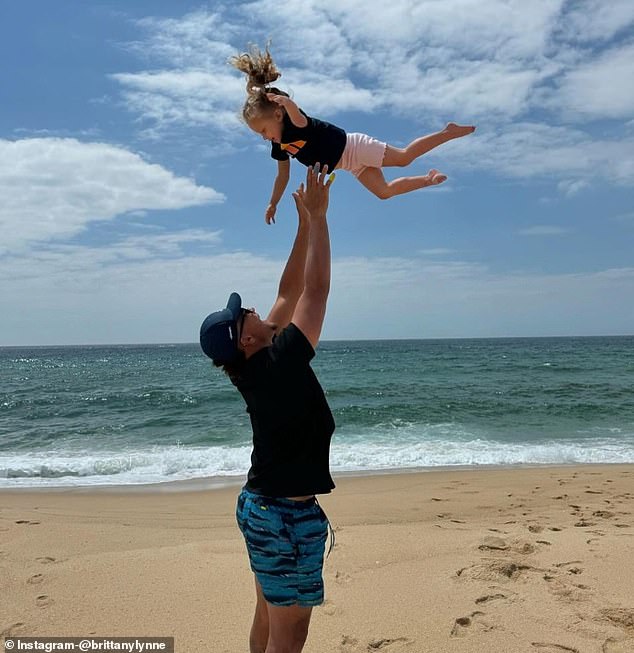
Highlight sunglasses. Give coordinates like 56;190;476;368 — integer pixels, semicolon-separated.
238;308;255;339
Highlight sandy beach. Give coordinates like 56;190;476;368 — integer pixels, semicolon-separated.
2;465;633;652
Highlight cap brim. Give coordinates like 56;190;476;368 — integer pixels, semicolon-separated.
199;292;243;363
226;292;242;322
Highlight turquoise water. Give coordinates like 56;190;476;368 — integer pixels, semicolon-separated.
1;336;633;487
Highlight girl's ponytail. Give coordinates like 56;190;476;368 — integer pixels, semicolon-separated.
230;44;281;95
229;44;289;121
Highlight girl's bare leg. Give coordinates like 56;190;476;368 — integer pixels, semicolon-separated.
382;123;475;167
358;166;446;200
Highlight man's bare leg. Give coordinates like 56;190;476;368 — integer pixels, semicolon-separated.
265;602;313;653
249;577;269;653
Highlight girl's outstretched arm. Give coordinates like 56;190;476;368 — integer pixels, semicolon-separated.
266;93;308;128
266;159;291;224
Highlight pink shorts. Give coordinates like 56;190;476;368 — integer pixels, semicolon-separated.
336;132;387;178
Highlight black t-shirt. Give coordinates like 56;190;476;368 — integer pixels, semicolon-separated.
235;323;335;497
271;110;347;173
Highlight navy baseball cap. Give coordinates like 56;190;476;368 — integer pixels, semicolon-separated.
199;292;243;363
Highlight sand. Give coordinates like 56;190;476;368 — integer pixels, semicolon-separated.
1;465;633;653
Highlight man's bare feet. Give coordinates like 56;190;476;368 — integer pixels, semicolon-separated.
426;169;447;186
444;122;476;138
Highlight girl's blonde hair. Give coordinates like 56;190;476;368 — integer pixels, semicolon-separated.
229;44;290;122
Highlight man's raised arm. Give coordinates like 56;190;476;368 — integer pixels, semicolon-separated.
266;187;310;331
291;164;334;349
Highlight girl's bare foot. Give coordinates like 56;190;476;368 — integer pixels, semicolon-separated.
427;169;447;186
444;122;476;138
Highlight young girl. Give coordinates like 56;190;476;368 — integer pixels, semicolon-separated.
230;45;476;224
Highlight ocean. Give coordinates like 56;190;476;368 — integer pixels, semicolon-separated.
1;336;633;488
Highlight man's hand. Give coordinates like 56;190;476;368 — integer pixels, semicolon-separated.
292;192;310;223
292;164;334;219
265;203;277;224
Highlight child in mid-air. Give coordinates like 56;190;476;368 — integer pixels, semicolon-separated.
230;45;476;224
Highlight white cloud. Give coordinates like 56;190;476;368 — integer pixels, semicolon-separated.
518;226;569;236
447;122;634;186
112;70;244;133
557;179;589;196
557;0;634;43
114;2;566;125
128;10;238;69
368;57;558;120
108;2;634;188
322;0;564;60
270;70;380;116
553;43;634;119
2;246;633;344
420;248;457;256
0;138;223;252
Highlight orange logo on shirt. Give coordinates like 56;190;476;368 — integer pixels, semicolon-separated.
281;140;306;156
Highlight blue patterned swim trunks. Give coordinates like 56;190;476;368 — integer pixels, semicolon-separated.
236;488;330;607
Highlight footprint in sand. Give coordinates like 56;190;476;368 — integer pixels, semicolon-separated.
435;522;469;531
450;611;494;637
554;561;583;570
15;519;40;525
367;638;411;650
602;637;634;652
1;622;27;637
339;635;412;652
600;608;634;630
478;536;509;551
27;573;44;585
36;594;53;608
574;520;596;527
335;571;353;585
339;635;359;652
322;600;337;616
456;561;533;582
515;542;537;555
543;576;588;602
475;593;507;605
36;556;56;564
531;643;579;652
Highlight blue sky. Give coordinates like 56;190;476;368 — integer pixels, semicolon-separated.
1;0;633;345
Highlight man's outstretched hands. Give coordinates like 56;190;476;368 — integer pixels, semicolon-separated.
292;163;334;219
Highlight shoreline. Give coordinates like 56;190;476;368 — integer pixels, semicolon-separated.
2;461;632;494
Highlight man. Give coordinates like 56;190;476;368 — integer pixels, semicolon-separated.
199;164;335;653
